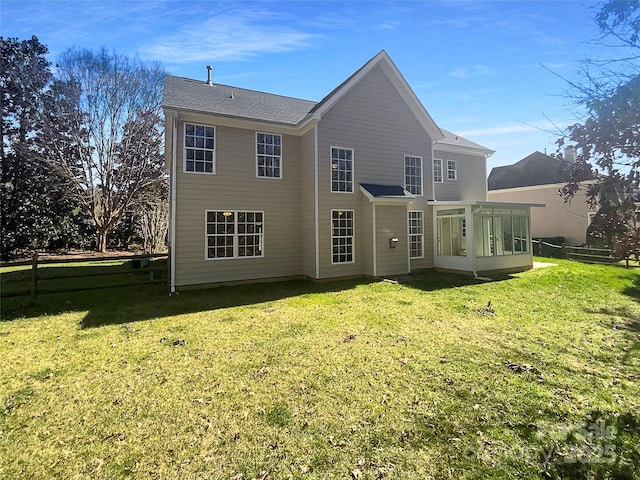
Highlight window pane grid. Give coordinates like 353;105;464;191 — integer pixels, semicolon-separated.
405;156;422;195
185;123;215;173
331;147;353;192
206;211;263;259
257;133;282;178
433;159;443;183
409;211;423;258
331;210;354;263
474;209;530;257
447;160;457;180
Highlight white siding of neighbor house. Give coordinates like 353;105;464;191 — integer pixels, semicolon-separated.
173;119;304;286
316;64;433;279
432;150;488;202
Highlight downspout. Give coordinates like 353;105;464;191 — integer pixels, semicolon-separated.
314;125;319;279
406;204;411;274
470;204;483;279
170;112;178;294
372;203;377;277
431;140;437;202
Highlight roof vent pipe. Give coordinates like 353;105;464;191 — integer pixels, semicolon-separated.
206;65;213;86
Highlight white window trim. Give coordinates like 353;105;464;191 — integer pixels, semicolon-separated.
447;159;457;181
330;146;355;194
433;158;443;183
255;131;283;179
408;210;424;259
204;210;265;260
331;209;355;264
404;155;423;196
184;123;216;175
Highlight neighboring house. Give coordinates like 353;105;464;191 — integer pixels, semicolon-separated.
487;151;596;246
162;50;537;291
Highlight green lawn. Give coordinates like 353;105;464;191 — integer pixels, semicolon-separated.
1;259;639;479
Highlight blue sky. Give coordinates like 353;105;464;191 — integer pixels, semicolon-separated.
1;0;615;173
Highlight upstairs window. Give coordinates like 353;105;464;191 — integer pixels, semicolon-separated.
185;123;215;173
331;147;354;193
447;160;457;180
405;155;423;195
433;158;443;183
256;132;282;178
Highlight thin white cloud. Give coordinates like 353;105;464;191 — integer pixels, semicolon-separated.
449;65;495;79
458;121;570;137
141;8;319;63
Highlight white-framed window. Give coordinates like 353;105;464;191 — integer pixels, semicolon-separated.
256;132;282;178
433;158;443;183
405;155;423;195
408;210;424;259
205;210;264;259
331;147;354;193
436;208;467;257
185;123;215;173
331;210;354;264
473;207;530;257
447;160;457;181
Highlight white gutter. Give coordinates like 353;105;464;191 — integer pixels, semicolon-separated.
170;112;178;294
314;125;319;279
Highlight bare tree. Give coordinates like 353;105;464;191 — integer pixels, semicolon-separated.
44;48;166;252
135;180;168;254
559;1;640;258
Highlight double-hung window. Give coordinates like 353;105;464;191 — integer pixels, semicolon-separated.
256;132;282;178
408;211;424;258
433;158;443;183
447;160;457;180
331;147;353;193
185;123;215;173
206;210;264;259
331;210;354;263
405;156;422;195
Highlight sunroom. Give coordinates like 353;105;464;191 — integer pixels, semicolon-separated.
428;201;543;276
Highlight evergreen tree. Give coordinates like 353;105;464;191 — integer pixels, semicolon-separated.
0;36;82;259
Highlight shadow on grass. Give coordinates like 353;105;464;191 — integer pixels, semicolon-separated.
0;269;501;328
622;272;640;302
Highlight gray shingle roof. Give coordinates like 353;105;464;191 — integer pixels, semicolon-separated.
487;151;574;190
162;75;317;125
436;129;494;153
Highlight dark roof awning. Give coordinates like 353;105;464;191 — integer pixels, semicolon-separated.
359;183;416;204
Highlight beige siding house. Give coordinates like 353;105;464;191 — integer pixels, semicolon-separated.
163;51;537;290
488;151;596;246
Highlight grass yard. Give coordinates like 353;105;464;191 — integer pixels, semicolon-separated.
1;259;639;479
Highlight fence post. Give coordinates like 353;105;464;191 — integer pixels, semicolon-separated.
561;243;566;259
30;252;38;304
